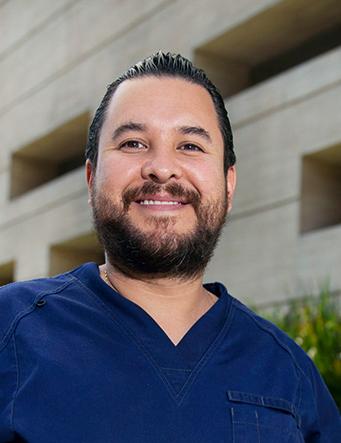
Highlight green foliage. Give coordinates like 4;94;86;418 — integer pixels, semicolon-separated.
258;286;341;409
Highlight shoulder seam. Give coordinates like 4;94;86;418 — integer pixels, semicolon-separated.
232;299;307;415
232;299;307;380
10;334;19;433
0;279;73;352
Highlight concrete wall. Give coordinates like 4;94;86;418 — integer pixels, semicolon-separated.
1;0;340;304
206;46;341;304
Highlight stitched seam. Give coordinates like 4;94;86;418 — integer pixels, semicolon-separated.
175;299;236;406
231;408;236;443
227;391;303;430
228;392;293;410
295;372;303;428
232;299;306;425
67;274;179;400
10;334;19;433
306;358;323;433
0;280;73;351
255;410;260;443
69;273;236;406
176;298;234;401
232;299;307;380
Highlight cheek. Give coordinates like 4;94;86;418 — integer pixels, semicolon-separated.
189;161;226;197
96;156;140;190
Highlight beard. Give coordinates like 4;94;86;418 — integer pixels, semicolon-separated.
91;181;227;280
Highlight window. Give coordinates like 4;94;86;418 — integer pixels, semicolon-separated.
49;232;104;276
194;0;341;97
300;144;341;233
10;112;90;199
0;261;15;286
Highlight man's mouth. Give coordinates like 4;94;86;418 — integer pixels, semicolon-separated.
133;194;188;210
134;193;188;206
137;200;183;206
122;183;199;212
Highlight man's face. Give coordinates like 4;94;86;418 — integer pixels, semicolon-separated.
87;76;236;279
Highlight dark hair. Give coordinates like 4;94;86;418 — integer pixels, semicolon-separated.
86;51;236;173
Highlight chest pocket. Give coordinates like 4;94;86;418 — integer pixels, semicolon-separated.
227;391;304;443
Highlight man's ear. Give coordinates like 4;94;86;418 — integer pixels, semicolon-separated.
85;159;95;205
226;165;237;213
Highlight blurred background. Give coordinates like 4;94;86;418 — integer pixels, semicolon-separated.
0;0;340;302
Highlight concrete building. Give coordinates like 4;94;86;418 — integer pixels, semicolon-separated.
0;0;340;306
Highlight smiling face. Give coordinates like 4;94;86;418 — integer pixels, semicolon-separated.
87;76;236;279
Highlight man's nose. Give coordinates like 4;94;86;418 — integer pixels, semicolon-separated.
141;151;182;184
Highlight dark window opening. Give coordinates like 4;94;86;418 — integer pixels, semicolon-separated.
10;112;90;199
194;0;341;97
0;261;15;286
300;144;341;233
49;232;104;276
250;25;341;86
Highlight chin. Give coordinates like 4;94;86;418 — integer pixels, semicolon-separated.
132;213;195;232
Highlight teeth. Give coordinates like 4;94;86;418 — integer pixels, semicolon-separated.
139;200;181;205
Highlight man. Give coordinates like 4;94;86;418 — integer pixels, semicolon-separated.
0;52;339;442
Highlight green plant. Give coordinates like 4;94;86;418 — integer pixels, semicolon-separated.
258;285;341;409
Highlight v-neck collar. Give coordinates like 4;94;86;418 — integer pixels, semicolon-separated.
72;262;232;399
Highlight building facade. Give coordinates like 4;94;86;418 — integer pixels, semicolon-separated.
0;0;340;305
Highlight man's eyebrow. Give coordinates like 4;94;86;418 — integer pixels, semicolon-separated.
111;122;146;141
111;122;212;144
177;125;212;143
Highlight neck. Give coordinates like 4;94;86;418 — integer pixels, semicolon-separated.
99;261;218;345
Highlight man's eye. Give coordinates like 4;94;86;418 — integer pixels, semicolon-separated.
179;143;203;152
119;140;145;150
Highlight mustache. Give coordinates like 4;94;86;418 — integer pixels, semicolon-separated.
123;182;201;211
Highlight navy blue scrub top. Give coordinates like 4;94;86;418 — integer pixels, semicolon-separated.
0;262;340;442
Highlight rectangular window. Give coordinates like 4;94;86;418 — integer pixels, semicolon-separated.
49;232;104;276
10;112;90;199
0;261;15;286
300;144;341;233
195;0;341;97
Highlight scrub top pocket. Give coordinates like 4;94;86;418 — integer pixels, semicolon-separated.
227;391;303;443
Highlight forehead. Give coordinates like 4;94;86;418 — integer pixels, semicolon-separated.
103;76;221;136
